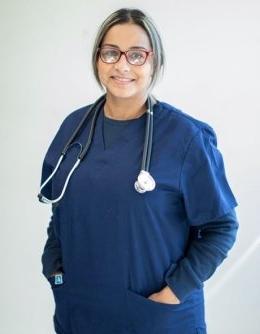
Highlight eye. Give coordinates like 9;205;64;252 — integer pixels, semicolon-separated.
128;50;146;64
100;48;119;62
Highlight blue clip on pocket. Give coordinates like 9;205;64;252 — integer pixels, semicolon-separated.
54;273;63;285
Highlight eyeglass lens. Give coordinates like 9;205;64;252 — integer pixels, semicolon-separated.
99;48;147;65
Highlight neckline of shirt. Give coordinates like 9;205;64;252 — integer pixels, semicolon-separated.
102;106;147;125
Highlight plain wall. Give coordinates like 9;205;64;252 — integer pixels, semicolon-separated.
0;1;259;333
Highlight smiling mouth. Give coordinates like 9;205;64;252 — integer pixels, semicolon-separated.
111;76;135;84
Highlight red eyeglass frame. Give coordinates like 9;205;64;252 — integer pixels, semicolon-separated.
97;47;154;66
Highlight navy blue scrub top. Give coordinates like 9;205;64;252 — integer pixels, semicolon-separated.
40;100;239;334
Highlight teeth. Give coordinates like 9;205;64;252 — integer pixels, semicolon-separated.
113;77;133;82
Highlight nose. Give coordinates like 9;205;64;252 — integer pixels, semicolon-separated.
114;53;130;72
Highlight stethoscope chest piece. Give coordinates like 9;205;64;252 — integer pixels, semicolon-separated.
134;170;156;193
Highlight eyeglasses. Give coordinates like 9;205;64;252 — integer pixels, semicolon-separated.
98;47;153;66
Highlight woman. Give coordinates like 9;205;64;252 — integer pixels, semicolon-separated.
39;8;239;334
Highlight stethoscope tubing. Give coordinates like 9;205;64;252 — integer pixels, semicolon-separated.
38;94;156;204
62;94;106;158
145;97;153;172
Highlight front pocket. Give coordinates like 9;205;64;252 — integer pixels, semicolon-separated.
48;273;65;289
126;288;197;333
69;286;127;334
127;289;183;310
48;274;70;333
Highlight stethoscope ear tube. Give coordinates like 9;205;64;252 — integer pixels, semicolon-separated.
78;97;106;160
62;94;106;155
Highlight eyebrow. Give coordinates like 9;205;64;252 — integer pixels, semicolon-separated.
101;43;148;50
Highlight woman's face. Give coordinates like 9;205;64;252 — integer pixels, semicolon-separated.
97;23;154;100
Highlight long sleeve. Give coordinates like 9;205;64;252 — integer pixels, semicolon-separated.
165;209;239;301
41;204;63;279
165;124;239;302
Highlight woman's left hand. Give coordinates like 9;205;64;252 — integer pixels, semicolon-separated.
147;285;181;305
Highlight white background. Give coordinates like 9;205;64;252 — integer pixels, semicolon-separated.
0;1;259;333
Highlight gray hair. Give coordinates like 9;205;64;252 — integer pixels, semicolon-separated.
91;8;165;91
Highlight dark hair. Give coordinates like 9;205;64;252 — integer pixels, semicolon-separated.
92;8;165;91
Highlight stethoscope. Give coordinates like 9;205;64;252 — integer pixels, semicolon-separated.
38;93;156;204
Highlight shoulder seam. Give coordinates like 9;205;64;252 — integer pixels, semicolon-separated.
159;102;211;132
178;128;202;193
